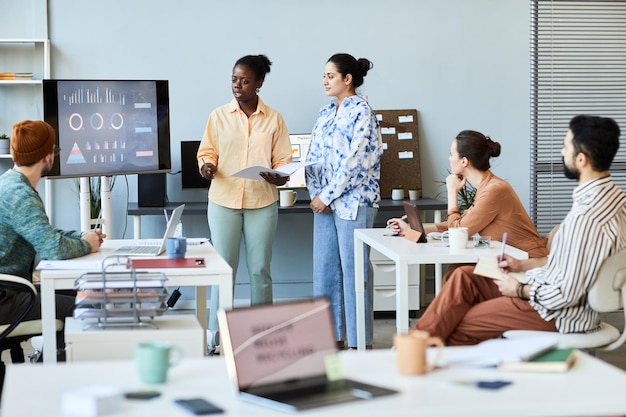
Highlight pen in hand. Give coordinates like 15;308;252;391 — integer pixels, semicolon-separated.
387;214;408;228
499;232;508;262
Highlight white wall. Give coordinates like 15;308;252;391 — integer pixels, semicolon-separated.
0;0;531;300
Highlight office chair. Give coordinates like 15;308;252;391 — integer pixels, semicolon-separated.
0;273;63;398
503;248;626;352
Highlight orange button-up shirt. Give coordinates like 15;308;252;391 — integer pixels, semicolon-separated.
197;97;292;209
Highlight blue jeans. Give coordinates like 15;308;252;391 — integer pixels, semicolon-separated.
313;206;376;347
207;202;277;331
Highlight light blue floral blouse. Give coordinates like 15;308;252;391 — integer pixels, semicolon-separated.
305;95;382;220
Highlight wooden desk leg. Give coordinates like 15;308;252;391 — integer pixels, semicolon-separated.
354;234;366;350
40;280;57;364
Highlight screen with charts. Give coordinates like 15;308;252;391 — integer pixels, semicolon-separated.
43;79;171;178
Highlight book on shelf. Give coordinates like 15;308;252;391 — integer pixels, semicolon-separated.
0;72;33;80
498;348;576;372
473;256;526;282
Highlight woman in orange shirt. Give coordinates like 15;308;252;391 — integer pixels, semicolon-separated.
389;130;547;260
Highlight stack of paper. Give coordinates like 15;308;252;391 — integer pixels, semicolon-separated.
444;336;558;367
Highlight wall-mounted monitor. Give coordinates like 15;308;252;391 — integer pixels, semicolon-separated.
180;140;210;189
43;79;171;178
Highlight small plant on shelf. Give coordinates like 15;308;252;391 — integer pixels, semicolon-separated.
0;133;10;154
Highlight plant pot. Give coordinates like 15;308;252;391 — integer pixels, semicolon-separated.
391;188;405;200
0;139;9;154
408;189;421;200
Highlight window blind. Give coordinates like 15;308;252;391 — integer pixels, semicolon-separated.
530;0;626;235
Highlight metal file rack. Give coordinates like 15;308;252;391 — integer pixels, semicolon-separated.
73;255;169;329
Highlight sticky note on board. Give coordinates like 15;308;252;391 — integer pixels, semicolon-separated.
382;142;388;150
381;127;396;135
398;151;414;159
324;353;343;381
398;132;413;140
376;114;383;121
398;115;414;123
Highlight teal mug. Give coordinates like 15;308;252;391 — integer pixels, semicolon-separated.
135;342;183;384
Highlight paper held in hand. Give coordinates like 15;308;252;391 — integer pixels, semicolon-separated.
231;161;320;181
473;256;526;283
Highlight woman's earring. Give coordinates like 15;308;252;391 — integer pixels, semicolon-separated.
255;88;260;94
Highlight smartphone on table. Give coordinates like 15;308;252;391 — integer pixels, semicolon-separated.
174;398;224;415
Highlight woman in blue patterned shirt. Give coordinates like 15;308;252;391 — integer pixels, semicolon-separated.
305;53;382;349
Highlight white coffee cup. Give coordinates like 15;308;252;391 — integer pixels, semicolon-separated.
441;227;469;249
279;189;298;207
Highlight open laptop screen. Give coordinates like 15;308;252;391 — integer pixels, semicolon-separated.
219;298;337;390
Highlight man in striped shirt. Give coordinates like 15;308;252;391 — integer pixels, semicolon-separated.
413;115;626;345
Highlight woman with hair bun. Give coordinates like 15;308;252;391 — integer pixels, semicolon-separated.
305;53;382;350
389;130;547;259
197;54;292;349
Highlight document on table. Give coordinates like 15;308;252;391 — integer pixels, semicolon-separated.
231;161;319;180
36;259;105;270
443;336;558;367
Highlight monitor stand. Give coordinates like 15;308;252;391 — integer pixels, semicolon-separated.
79;176;112;237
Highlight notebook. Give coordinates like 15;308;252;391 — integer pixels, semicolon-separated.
218;297;397;412
402;201;427;243
112;204;185;256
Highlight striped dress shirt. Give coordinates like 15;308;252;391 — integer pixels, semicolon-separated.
526;176;626;333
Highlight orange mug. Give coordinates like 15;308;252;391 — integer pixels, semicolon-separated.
394;330;444;375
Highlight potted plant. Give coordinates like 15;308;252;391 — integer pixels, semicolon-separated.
408;188;421;200
436;172;476;212
391;185;404;200
0;133;9;154
73;177;116;226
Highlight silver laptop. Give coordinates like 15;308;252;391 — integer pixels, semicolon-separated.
218;297;397;412
112;204;185;256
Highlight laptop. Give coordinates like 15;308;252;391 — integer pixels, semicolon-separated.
112;204;185;256
218;297;397;412
402;201;427;243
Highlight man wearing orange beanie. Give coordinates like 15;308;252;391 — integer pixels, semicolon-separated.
0;120;105;333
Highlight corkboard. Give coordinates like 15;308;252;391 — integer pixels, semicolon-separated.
375;109;421;198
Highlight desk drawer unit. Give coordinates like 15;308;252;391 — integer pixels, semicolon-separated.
370;249;421;312
65;314;204;362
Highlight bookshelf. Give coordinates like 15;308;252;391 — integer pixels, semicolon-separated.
0;38;50;151
0;39;52;217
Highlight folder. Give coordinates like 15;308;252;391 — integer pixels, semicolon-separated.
130;258;206;269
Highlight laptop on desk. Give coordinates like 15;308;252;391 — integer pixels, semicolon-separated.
218;297;397;412
112;204;185;256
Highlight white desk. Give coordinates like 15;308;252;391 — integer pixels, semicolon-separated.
354;228;529;350
38;239;232;363
3;349;626;417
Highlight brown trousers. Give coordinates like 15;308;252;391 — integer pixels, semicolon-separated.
414;265;557;346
